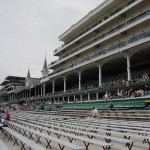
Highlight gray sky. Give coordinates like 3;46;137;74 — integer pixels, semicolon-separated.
0;0;105;84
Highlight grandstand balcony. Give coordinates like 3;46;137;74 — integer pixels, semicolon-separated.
49;10;150;69
53;0;142;56
46;31;150;79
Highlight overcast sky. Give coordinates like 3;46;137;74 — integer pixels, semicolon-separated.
0;0;105;84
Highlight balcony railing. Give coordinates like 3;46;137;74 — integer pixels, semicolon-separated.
47;30;150;77
54;0;138;54
50;9;150;67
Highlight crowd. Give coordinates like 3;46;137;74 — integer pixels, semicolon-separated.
103;72;150;100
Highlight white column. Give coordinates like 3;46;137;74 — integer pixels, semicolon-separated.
43;83;46;96
52;80;55;94
88;93;90;101
98;64;102;87
126;55;131;81
41;85;43;96
74;95;76;101
121;52;132;81
96;92;99;100
63;77;66;93
68;96;69;103
78;72;82;90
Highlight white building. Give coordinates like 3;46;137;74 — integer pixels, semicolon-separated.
39;0;150;102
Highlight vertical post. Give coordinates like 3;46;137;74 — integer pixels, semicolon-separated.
121;52;132;81
126;55;131;81
74;95;76;101
41;85;43;96
96;92;99;100
78;72;82;90
43;83;46;96
63;77;66;93
88;93;90;101
68;96;69;103
98;64;102;87
52;80;55;94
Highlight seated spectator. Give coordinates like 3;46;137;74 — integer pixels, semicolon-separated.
0;114;8;127
5;111;10;121
88;107;98;118
108;102;113;112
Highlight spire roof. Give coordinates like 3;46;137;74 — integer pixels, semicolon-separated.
42;57;48;71
27;69;31;79
41;56;49;77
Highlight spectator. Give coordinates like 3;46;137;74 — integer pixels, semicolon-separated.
5;111;10;121
108;102;113;112
88;107;98;118
0;113;8;127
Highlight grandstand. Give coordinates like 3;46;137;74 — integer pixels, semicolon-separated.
39;0;150;110
0;0;150;111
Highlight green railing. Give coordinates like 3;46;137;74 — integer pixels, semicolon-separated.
33;97;148;111
59;97;147;110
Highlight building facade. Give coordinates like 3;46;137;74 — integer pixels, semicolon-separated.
39;0;150;103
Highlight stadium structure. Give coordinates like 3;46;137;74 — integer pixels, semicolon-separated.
0;0;150;110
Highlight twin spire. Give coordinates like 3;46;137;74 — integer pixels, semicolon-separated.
27;69;31;79
26;56;49;83
41;56;49;77
26;69;31;87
